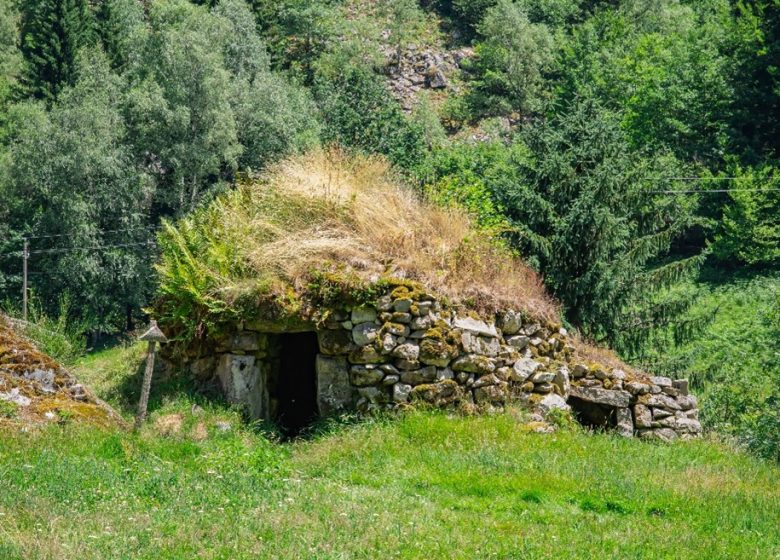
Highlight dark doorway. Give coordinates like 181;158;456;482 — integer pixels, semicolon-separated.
275;332;319;437
568;397;617;431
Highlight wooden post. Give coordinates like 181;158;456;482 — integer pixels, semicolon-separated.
22;238;28;321
135;320;167;430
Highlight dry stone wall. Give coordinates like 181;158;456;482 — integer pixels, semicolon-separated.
173;285;701;440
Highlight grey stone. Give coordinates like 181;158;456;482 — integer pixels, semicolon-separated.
380;332;398;354
341;321;353;330
651;376;673;387
531;371;555;384
217;354;264;418
633;404;652;428
419;339;455;367
383;374;400;385
351;306;377;324
412;380;462;405
391;343;420;362
553;366;570;396
520;323;541;336
318;329;353;355
453;317;498;338
393;298;413;313
611;369;627;381
384;322;410;337
0;388;31;407
533;383;554;393
506;335;530;350
393;383;413;403
316;355;352;415
499;310;523;335
349;345;384;364
416;301;433;315
569;386;631;408
377;295;394;311
427;68;447;88
392;312;412;324
349;365;383;387
352;322;379;346
436;367;455;381
400;366;438;385
461;331;500;357
511;357;542;383
642;393;681;411
625;381;650;395
538;393;570;415
24;368;56;393
410;315;433;330
616;408;634;438
190;357;216;379
673;379;690;396
473;373;499;388
571;364;589;378
474;383;508;404
231;332;260;352
652;408;673;420
357;386;385;404
677;394;698;411
451;354;496;375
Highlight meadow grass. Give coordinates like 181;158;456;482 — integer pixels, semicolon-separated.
1;408;779;559
1;342;778;559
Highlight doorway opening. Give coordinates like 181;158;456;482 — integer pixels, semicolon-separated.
273;332;319;437
568;396;618;431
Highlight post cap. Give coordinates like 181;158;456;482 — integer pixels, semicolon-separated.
139;319;167;343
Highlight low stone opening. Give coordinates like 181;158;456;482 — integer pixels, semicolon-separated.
270;332;319;437
568;396;618;431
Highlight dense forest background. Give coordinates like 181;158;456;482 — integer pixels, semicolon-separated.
0;0;779;458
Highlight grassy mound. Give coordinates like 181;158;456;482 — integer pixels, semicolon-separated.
0;410;778;559
0;316;122;428
155;149;556;338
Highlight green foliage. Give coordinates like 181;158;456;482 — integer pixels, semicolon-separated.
712;164;780;265
1;48;153;333
18;0;96;102
313;61;426;170
631;270;780;462
557;0;733;161
463;0;556;118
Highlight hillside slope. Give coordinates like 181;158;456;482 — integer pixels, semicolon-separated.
0;411;778;559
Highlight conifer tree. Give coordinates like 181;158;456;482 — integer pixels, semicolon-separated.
18;0;95;102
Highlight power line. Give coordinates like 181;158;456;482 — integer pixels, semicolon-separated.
28;241;156;255
22;226;160;241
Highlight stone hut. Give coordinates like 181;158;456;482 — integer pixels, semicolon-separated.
155;151;701;438
170;281;700;439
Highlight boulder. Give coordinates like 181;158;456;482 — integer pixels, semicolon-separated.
412;380;462;405
391;343;420;362
506;335;530;350
348;345;384;364
538;393;570;415
498;310;523;335
633;404;652;428
474;383;508;404
393;383;413;403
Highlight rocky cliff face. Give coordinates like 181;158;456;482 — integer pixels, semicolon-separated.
169;282;701;440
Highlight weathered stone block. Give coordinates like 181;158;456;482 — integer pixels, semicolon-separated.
569;386;631;408
451;354;496;375
400;366;437;386
412;380;462;406
633;404;652;428
349;345;383;364
230;332;261;352
511;358;542;383
506;335;530;350
498;310;523;335
616;407;633;438
474;383;508;404
352;323;379;346
217;354;264;419
316;355;351;415
453;317;498;338
350;365;383;387
318;329;353;355
393;383;413;403
419;338;455;367
461;331;500;357
351;306;377;324
391;342;420;362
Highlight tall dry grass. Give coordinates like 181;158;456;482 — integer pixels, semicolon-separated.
158;149;557;320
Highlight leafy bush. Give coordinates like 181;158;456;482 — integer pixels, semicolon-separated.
463;0;556;118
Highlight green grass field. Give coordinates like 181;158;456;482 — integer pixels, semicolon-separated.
0;343;779;559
